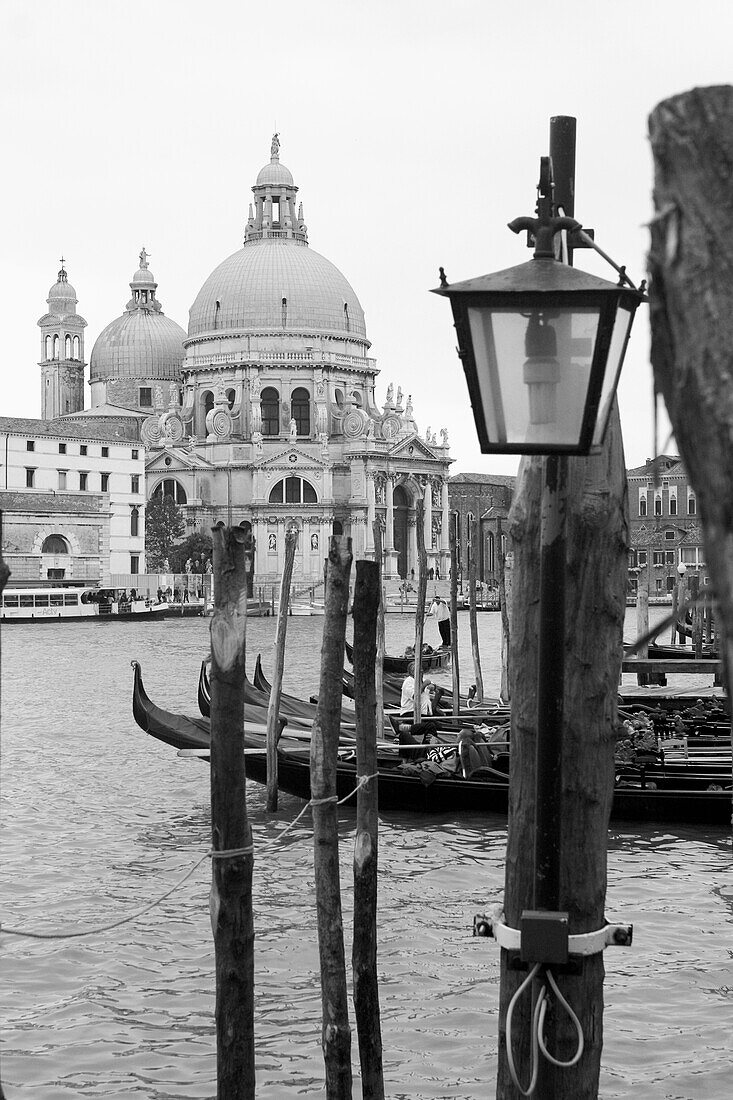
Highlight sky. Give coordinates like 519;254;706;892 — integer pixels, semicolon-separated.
2;0;731;476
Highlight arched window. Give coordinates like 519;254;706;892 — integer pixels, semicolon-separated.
202;390;214;417
333;520;343;536
261;387;280;436
65;335;71;358
45;335;52;359
130;507;140;537
227;388;236;410
153;478;187;505
291;387;310;436
72;335;80;359
52;334;59;359
334;388;344;409
41;534;69;554
351;391;362;407
639;496;647;517
268;477;317;504
344;303;350;332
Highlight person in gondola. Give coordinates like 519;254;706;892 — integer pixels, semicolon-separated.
426;594;451;647
400;662;434;715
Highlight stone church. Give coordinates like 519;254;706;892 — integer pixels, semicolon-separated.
19;136;453;584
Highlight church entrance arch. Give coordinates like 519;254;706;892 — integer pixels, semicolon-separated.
393;484;410;579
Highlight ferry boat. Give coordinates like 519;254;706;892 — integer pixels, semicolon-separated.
1;586;167;623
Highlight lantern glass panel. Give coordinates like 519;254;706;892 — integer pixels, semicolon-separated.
467;305;601;449
591;302;636;449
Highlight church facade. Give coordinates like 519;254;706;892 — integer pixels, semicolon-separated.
102;136;452;583
6;137;452;585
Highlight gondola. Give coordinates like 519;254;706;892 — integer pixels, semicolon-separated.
134;664;733;825
344;637;450;675
132;659;286;750
197;657;359;729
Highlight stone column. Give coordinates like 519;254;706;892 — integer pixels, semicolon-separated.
386;475;395;549
441;478;450;575
424;478;433;564
408;514;418;577
366;470;376;557
277;519;286;579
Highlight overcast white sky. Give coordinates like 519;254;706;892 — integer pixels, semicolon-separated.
2;0;731;475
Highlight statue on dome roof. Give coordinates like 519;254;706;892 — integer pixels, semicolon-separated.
139;247;150;269
271;132;280;158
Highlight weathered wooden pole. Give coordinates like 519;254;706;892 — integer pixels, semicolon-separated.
499;519;513;704
372;520;386;735
351;560;385;1100
265;525;298;811
467;512;484;703
310;536;354;1098
413;497;428;720
497;115;628;1098
209;524;256;1099
449;511;461;712
649;84;733;715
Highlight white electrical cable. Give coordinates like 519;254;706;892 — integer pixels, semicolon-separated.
539;969;585;1068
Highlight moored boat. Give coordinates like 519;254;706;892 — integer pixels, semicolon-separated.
136;664;732;825
2;586;166;623
344;637;450;675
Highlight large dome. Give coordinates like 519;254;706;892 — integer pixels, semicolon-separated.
90;309;187;382
187;238;368;343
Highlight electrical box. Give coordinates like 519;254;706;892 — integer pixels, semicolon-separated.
520;910;569;965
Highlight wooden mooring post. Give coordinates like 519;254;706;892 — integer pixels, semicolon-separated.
265;525;297;811
648;84;733;788
413;498;428;720
209;524;255;1099
310;536;354;1097
449;511;460;712
496;116;628;1098
351;560;385;1099
467;512;484;703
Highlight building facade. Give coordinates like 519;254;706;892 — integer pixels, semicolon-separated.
626;455;707;598
0;416;146;583
136;136;453;582
5;139;454;584
448;472;515;589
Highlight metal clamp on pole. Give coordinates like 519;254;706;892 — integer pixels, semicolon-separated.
473;907;633;957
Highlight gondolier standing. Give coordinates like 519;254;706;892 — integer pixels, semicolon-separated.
426;595;451;647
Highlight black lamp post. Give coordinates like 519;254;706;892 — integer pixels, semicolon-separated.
434;129;646;1096
433;215;645;455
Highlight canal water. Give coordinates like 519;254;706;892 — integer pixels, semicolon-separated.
1;609;731;1098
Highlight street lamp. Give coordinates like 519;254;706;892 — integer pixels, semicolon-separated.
433;214;646;456
434;132;647;1098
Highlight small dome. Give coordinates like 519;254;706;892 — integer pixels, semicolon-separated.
132;266;156;285
256;160;294;187
48;267;77;304
90;310;186;383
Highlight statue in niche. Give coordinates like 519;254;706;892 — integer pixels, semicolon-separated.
215;375;227;404
168;382;179;408
154;384;165;410
250;375;261;398
365;418;375;438
290;418;297;440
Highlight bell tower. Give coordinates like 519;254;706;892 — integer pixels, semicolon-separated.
38;260;87;419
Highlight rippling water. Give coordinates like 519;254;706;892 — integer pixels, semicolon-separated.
1;611;732;1098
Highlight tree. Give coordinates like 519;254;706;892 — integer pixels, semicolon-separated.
145;495;184;570
169;531;213;573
